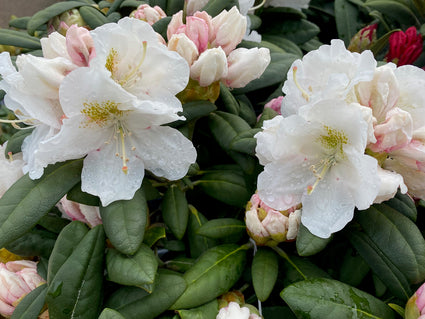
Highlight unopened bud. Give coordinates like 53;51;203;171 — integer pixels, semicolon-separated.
348;24;377;53
190;47;228;87
405;282;425;319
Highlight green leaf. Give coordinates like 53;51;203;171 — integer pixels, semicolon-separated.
281;278;395;319
27;1;86;35
143;225;166;247
106;0;125;15
196;218;245;239
255;107;279;128
11;284;47;319
365;0;420;25
170;101;217;127
262;307;297;319
339;249;370;287
0;29;41;50
166;0;185;15
170;244;248;309
38;214;70;234
165;257;195;273
187;206;217;258
152;17;172;40
67;182;100;206
261;35;303;57
8;17;31;30
46;225;105;319
349;204;425;300
0;159;83;248
100;188;148;255
99;308;127;319
282;254;331;285
161;185;189;240
106;244;158;290
5;228;57;259
252;248;278;302
120;0;145;8
334;0;359;46
47;221;88;284
197;169;250;207
4;129;33;155
369;29;400;57
383;191;416;221
296;224;332;257
202;0;240;16
260;19;320;44
79;5;108;29
237;96;256;127
217;83;240;115
230;129;261;156
177;299;219;319
108;270;187;319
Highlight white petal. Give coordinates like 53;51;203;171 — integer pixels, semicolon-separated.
129;125;196;180
374;166;407;203
81;141;145;206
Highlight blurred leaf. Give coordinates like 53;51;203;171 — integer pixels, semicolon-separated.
252;248;279;302
262;307;297;319
11;284;47;319
0;159;83;248
27;1;86;34
170;244;248;309
108;270;187;319
255;107;279;128
106;0;125;15
99;308;126;319
106;244;158;289
5;129;34;155
296;224;332;257
237;96;257;126
335;0;359;46
143;225;166;247
349;204;425;300
162;239;186;252
79;5;108;28
365;0;420;25
100;188;148;255
67;182;100;206
177;299;219;319
120;0;145;8
196;218;245;239
46;225;105;318
281;278;395;318
162;185;189;240
0;29;41;50
166;0;185;15
8;17;31;30
339;249;370;287
187;206;217;258
260;19;320;44
202;0;240;16
5;228;57;259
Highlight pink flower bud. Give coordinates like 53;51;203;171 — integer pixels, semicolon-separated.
348;24;377;53
66;24;95;67
131;4;166;25
58;196;102;227
211;6;247;55
264;96;284;114
167;11;185;41
190;47;228;86
386;26;423;66
168;33;199;65
224;47;270;88
0;261;45;317
185;16;210;53
406;282;425;319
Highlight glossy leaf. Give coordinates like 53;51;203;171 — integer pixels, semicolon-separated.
106;244;158;289
349;204;425;300
79;5;108;29
252;248;279;302
99;308;126;319
177;299;219;319
5;228;57;259
282;254;331;285
281;278;395;318
161;185;189;240
27;1;86;34
296;224;332;256
170;244;248;309
0;159;83;248
143;225;166;247
334;0;359;46
10;284;47;319
196;218;245;239
46;225;105;319
230;129;261;156
109;270;187;319
100;188;148;255
187;206;217;258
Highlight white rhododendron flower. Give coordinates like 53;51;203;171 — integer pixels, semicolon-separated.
282;39;376;116
0;144;24;198
216;302;261;319
255;100;380;238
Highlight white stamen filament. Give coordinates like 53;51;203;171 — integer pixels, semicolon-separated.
119;41;148;88
292;66;310;102
307;157;336;195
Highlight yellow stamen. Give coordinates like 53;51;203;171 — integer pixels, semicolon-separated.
307;158;334;195
292;66;310;102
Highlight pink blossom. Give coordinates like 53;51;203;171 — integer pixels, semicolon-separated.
131;4;166;25
66;24;95;67
58;196;102;227
264;96;284;114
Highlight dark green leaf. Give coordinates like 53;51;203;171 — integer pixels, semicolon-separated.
170;101;217;127
187;205;217;259
252;248;278;302
0;159;83;248
261;35;303;57
296;224;332;256
166;0;185;15
170;244;248;309
67;182;100;206
196;218;245;239
260;19;320;44
202;0;239;16
0;29;41;50
255;107;279;129
27;1;86;34
335;0;359;46
152;17;172;40
99;308;126;319
46;225;105;319
4;129;33;155
365;0;420;25
217;83;240;115
339;249;370;287
177;299;219;319
100;188;148;255
106;0;125;15
11;284;47;319
143;225;166;247
281;278;395;319
38;214;70;234
161;185;189;240
5;228;57;259
79;6;108;29
162;239;186;252
282;254;331;285
120;0;145;8
106;244;158;289
383;191;416;221
237;96;257;126
370;29;400;56
262;307;297;319
230;129;261;156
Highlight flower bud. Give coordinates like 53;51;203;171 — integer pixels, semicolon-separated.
41;32;69;60
245;193;301;246
405;282;425;319
185;16;210;53
348;24;377;53
168;33;199;65
190;47;228;87
47;9;87;36
66;24;95;67
167;10;185;41
211;6;247;55
224;47;270;88
264;96;283;114
385;26;423;66
216;302;262;319
130;4;166;25
0;260;45;317
57;196;102;227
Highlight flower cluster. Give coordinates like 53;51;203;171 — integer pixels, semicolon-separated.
255;39;425;238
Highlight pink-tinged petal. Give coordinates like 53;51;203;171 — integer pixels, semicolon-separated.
168;33;199;65
185;16;209;53
66;24;95;67
190;47;228;87
167;10;184;41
